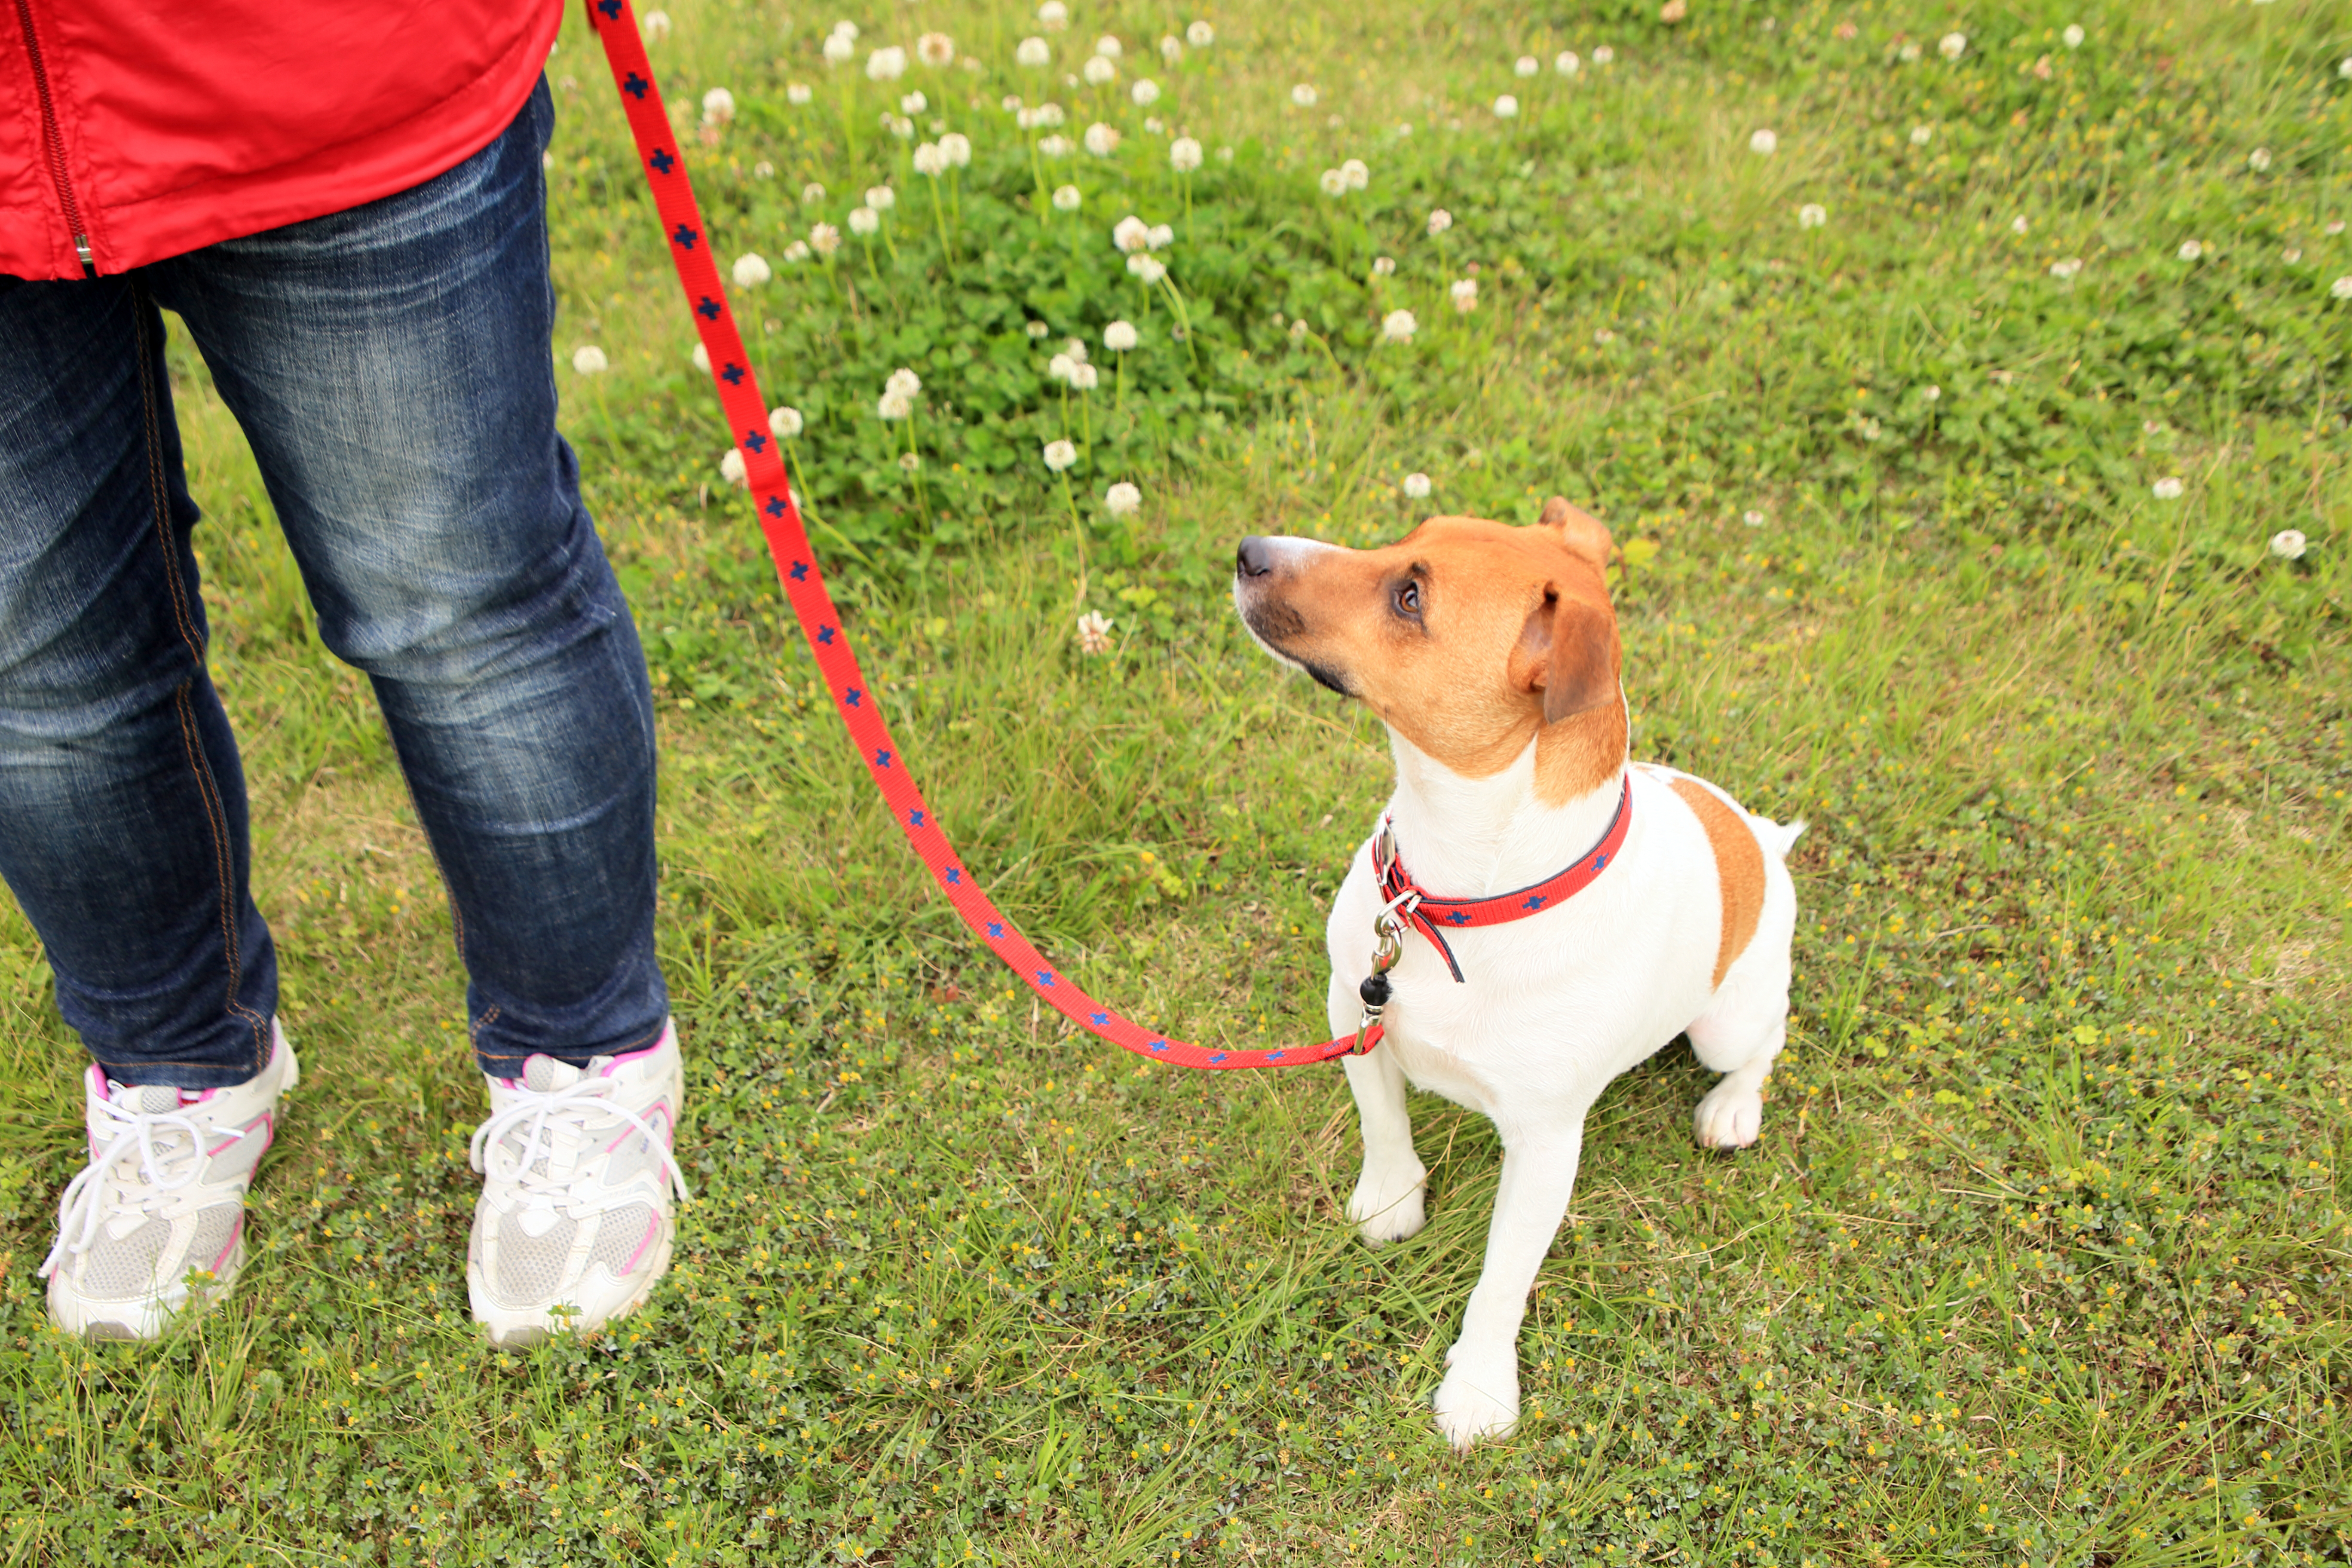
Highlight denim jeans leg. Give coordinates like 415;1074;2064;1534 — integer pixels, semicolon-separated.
0;276;278;1088
147;80;667;1074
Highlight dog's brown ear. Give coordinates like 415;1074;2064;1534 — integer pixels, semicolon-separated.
1539;496;1613;569
1519;589;1620;723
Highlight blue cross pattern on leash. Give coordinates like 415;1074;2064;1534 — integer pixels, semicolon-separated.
987;922;1004;939
765;497;785;518
817;626;836;645
623;72;649;99
1523;894;1547;910
696;297;721;321
908;809;925;827
790;560;809;580
874;748;892;768
724;364;747;386
671;223;697;249
648;147;674;175
597;0;622;18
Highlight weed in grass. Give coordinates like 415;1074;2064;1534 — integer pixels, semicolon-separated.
1;2;2349;1565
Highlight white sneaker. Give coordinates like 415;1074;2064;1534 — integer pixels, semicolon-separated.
466;1021;688;1347
40;1021;298;1340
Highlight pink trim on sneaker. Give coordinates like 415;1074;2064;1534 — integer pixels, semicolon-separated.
604;1100;673;1156
595;1024;677;1078
207;1212;246;1274
618;1211;661;1275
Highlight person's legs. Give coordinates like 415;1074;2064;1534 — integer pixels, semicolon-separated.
0;275;276;1089
150;79;668;1075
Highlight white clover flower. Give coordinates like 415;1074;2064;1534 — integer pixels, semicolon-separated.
1104;321;1139;352
701;87;736;126
770;406;804;438
1044;438;1078;471
900;90;928;115
1187;20;1215;46
900;453;920;472
868;46;907;80
823;31;854;63
2063;24;2085;48
642;9;671;41
878;389;913;420
2284;247;2302;263
1372;255;1396;275
1084;55;1117;86
867;185;897;211
1039;134;1072;156
1749;128;1777;155
2332;221;2349;235
810;223;841;255
1921;384;1941;401
886;369;922;400
1128;254;1169;284
1898;41;1921;62
1075;609;1113;653
894;116;918;139
720;448;747;484
1084;122;1121;155
1494;94;1520;118
1026;321;1050;338
2177;239;2202;262
1798;203;1826;228
1170;136;1204;172
1450;278;1478;312
1743;510;1766;526
849;206;880;236
1910;125;1932;147
1292;83;1319;107
2270;529;2307;560
1340;158;1369;190
1288;318;1309;342
2247;148;2271;172
1070;361;1100;389
2333;275;2352;299
692;343;711;373
1065;338;1088;363
1038;0;1069;30
2011;214;2029;235
913;142;948;177
918;33;955;66
1132;78;1161;106
1427;208;1453;236
1017;36;1051;67
1093;34;1123;58
2050;256;2082;279
1381;309;1417;342
832;20;859;42
1556;50;1581;76
1147;223;1174;249
2341;56;2352;79
787;81;813;104
1515;55;1539;78
1939;32;1966;60
1053;184;1083;211
1403;472;1432;499
941;133;971;167
802;182;827;205
1033;102;1066;127
571;345;609;375
1105;481;1142;516
731;252;772;288
2152;476;2184;500
1593;46;1614;64
1048;352;1076;382
1594;327;1616;344
753;160;776;180
1161;35;1183;64
1113;214;1150;251
1319;168;1346;196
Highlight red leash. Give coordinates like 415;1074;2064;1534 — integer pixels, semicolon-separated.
585;0;1370;1069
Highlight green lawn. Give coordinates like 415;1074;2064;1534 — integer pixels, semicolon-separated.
4;1;2350;1563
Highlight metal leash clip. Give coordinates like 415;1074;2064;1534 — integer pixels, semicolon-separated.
1351;887;1416;1054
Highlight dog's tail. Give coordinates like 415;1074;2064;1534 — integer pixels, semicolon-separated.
1755;816;1807;861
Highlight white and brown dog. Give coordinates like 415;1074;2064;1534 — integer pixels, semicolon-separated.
1233;499;1802;1450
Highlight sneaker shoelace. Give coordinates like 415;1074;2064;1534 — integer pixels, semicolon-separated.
39;1093;250;1279
469;1075;693;1207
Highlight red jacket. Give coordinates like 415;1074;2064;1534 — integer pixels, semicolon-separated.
3;0;561;280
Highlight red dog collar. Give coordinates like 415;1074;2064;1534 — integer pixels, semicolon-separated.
1372;775;1633;983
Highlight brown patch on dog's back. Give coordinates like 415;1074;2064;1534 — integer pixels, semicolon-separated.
1669;779;1764;987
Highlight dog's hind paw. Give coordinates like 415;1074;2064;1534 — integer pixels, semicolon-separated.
1432;1360;1519;1452
1693;1081;1764;1149
1346;1166;1427;1245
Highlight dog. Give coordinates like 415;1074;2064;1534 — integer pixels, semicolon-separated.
1233;498;1802;1450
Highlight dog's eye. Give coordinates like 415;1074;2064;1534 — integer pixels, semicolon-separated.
1393;581;1421;617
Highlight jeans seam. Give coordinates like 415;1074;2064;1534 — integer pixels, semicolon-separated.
136;290;269;1078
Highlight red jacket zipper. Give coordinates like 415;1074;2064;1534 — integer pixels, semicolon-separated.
13;0;95;275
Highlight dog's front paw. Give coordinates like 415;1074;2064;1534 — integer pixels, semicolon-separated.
1432;1353;1519;1452
1346;1164;1427;1245
1693;1080;1764;1149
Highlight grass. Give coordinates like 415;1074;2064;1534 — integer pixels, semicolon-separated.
3;0;2350;1563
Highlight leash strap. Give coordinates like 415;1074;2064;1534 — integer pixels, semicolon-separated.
585;0;1371;1070
1374;776;1633;983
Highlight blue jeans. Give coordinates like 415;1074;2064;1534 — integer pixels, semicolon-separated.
0;81;667;1088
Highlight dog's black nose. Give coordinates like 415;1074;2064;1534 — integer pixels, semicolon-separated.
1235;536;1274;578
